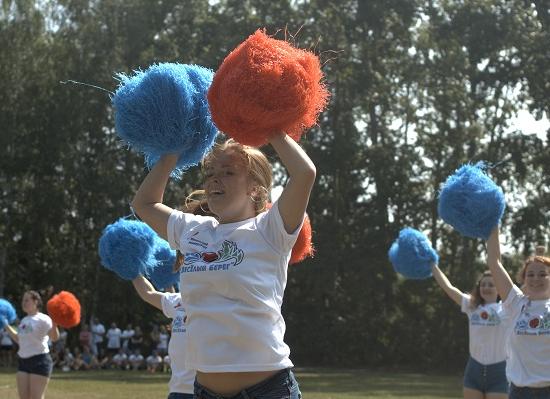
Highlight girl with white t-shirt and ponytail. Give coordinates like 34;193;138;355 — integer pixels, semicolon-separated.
132;134;313;398
4;290;59;399
487;227;550;398
431;265;508;399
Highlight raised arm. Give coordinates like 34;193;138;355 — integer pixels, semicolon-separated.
132;275;163;311
131;154;179;240
431;264;464;306
486;227;514;300
3;323;19;344
269;133;316;234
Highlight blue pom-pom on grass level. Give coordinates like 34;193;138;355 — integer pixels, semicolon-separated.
113;63;218;178
98;219;158;280
438;162;505;240
0;298;17;325
146;238;179;290
388;228;438;280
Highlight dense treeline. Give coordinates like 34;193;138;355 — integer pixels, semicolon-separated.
1;0;548;369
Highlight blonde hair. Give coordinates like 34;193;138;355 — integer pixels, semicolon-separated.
173;143;273;273
201;139;272;214
516;255;550;284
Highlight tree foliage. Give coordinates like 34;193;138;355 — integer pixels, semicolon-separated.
1;0;548;369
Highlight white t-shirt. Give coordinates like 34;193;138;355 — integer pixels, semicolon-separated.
161;293;195;394
122;328;135;348
461;294;508;365
167;201;301;372
106;328;122;349
147;354;162;365
158;332;169;351
17;312;52;358
91;323;105;344
129;353;144;365
113;352;127;364
504;285;550;387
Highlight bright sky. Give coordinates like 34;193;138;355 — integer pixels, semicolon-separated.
509;109;549;140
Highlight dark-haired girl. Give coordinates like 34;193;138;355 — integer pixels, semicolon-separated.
4;290;59;399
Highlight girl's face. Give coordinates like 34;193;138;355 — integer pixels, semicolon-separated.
479;276;498;303
204;150;257;223
524;261;550;299
21;293;38;315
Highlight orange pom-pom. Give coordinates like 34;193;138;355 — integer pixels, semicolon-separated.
46;291;81;328
208;29;329;146
289;213;314;265
266;203;314;265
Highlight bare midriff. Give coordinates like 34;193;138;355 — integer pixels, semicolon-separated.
196;370;280;396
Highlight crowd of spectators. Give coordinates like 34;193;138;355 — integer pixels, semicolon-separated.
0;317;173;373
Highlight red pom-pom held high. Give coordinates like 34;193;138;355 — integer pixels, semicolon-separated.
208;30;329;146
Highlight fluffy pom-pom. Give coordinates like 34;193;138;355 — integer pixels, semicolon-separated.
265;203;314;265
208;29;330;146
46;291;81;328
98;219;158;280
388;228;438;280
113;63;218;178
438;162;505;240
0;298;17;325
146;238;179;290
290;213;314;265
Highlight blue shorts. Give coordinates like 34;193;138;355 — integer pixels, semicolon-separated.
510;383;550;399
463;356;508;394
17;353;53;378
193;368;301;399
168;393;194;399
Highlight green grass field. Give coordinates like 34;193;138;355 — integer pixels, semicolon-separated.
0;368;463;398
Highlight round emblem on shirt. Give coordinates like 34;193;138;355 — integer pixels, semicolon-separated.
480;311;488;320
529;318;540;329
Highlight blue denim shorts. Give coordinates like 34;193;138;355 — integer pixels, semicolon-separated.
193;368;301;399
510;383;550;399
463;356;508;394
168;393;194;399
17;353;53;378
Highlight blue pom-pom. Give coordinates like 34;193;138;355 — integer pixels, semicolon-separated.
146;238;179;290
438;162;505;240
98;219;158;280
388;228;438;280
113;63;218;178
0;298;17;325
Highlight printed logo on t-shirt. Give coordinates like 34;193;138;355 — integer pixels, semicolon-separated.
171;301;186;334
18;322;33;334
470;307;501;326
172;314;186;334
514;305;550;336
181;240;244;273
189;232;208;250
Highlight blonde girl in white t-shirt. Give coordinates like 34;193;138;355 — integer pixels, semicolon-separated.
132;134;313;398
487;227;550;398
432;265;508;399
4;290;59;399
